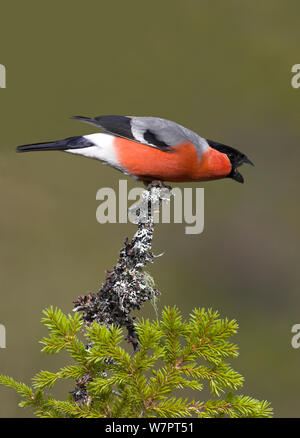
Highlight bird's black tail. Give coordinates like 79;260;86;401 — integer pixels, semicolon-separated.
16;136;94;152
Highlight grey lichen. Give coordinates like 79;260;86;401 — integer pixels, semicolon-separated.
73;182;170;351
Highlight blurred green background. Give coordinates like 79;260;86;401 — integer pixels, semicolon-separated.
0;0;300;417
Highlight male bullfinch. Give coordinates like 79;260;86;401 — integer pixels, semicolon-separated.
16;115;253;184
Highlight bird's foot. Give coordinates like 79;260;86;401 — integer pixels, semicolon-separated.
145;180;172;191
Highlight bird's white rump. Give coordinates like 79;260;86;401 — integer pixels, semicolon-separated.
66;133;120;169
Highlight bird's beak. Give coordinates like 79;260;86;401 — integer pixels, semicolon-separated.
230;168;244;183
243;156;254;166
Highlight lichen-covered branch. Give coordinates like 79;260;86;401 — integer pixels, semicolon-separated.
71;183;171;405
73;183;171;350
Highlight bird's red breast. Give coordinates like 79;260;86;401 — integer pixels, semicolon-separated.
114;137;232;182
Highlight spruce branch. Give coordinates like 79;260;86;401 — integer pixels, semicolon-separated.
0;306;273;418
